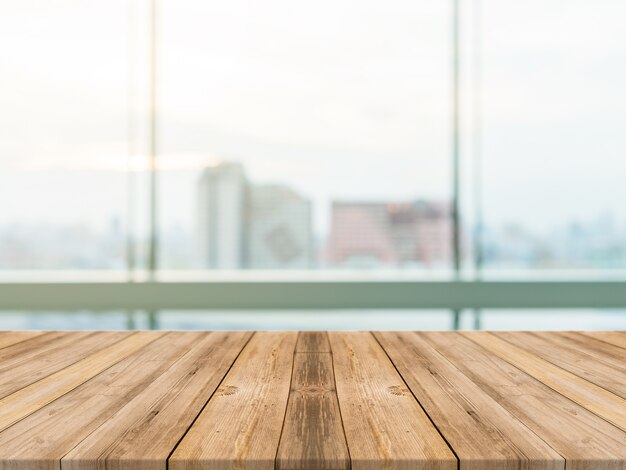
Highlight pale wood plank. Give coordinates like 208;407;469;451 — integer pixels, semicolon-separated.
0;331;131;399
0;332;202;470
422;332;626;470
0;331;77;363
375;331;563;470
494;331;626;399
579;331;626;351
464;332;626;432
328;332;456;470
169;332;298;470
62;331;251;470
0;331;45;351
277;332;349;470
554;332;626;365
0;331;164;433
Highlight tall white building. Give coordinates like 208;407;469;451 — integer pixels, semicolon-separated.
197;162;247;269
197;162;313;269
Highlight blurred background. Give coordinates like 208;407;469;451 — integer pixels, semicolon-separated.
1;0;625;330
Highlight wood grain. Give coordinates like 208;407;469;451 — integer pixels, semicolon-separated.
169;332;298;470
422;332;626;469
62;331;252;470
0;331;45;351
0;330;625;470
494;331;626;399
375;331;563;470
295;331;331;353
276;332;349;470
0;332;196;470
328;332;456;470
0;331;77;363
0;331;163;433
553;332;626;364
464;332;626;432
0;331;131;399
579;331;626;350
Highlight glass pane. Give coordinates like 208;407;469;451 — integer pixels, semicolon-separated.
474;0;626;274
158;0;452;272
0;1;145;270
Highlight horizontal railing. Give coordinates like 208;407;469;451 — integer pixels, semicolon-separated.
0;280;625;311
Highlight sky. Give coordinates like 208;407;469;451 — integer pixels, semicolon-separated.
1;0;625;236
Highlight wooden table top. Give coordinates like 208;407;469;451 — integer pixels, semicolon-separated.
0;331;624;470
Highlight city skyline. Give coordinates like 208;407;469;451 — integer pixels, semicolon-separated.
197;162;314;269
2;159;624;271
2;1;626;237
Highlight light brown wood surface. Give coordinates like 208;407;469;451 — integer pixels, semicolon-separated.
0;331;624;470
0;331;131;399
374;331;563;470
329;331;456;470
169;331;298;470
465;332;626;432
276;333;349;470
431;332;626;470
580;331;626;350
0;331;45;351
494;331;626;399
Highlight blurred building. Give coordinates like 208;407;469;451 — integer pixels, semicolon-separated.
325;200;452;268
197;162;247;269
248;185;313;269
197;162;313;269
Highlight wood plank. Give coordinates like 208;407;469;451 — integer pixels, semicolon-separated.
464;332;626;432
62;331;252;470
375;331;563;470
0;332;203;470
0;331;45;350
579;331;626;350
328;332;456;470
0;331;131;399
554;332;626;365
421;332;626;470
169;332;298;470
0;331;164;432
0;331;78;363
494;331;626;399
276;333;349;470
295;331;331;353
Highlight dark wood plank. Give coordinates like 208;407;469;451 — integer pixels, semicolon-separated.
62;331;252;470
0;332;198;470
494;331;626;399
169;332;297;470
276;332;349;470
295;331;331;353
465;332;626;432
329;332;456;470
421;332;626;470
375;331;563;470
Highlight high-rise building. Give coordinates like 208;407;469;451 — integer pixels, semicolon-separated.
325;200;452;268
248;185;313;269
197;162;247;269
197;162;313;269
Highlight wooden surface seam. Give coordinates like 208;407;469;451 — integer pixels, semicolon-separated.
0;330;624;470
